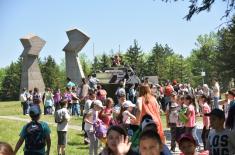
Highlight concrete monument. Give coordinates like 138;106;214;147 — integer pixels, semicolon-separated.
20;34;45;92
63;28;90;84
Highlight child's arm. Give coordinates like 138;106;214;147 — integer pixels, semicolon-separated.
84;114;93;125
126;111;136;120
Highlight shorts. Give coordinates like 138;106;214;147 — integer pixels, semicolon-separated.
57;131;67;145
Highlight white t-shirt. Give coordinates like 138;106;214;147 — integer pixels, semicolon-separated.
207;129;235;155
84;99;94;114
57;108;70;131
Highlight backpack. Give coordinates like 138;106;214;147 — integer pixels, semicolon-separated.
54;109;65;123
25;121;45;150
93;119;108;139
20;93;27;102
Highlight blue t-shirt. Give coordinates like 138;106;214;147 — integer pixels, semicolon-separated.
20;121;51;154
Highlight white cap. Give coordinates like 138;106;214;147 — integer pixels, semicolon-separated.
93;100;104;108
123;100;136;108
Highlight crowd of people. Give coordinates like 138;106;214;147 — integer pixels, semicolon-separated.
1;76;235;155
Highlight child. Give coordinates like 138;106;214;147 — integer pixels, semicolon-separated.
0;141;14;155
56;99;71;155
198;94;211;150
165;91;179;152
178;133;208;155
184;95;200;146
85;100;104;155
44;87;54;115
206;109;235;154
99;125;137;155
117;101;136;129
139;129;163;155
14;105;51;155
99;97;114;127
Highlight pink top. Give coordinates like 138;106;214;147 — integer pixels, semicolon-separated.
202;103;211;127
185;104;195;127
99;108;112;127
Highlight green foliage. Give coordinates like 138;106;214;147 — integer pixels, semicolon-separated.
0;58;22;101
124;40;145;77
40;55;63;89
79;53;92;76
0;68;6;91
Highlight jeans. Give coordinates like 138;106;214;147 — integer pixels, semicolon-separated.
213;96;219;109
22;101;29;115
201;126;210;150
86;131;98;155
72;103;80;116
185;126;200;146
169;123;177;149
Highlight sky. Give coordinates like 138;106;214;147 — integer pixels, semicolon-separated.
0;0;228;68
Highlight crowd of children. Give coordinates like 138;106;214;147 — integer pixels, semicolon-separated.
3;77;234;155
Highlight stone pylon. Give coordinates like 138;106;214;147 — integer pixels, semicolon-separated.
63;28;90;85
20;34;45;93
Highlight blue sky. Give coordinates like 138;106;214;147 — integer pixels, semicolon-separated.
0;0;227;67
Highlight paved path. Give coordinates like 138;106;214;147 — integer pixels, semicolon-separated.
0;115;204;155
0;115;82;130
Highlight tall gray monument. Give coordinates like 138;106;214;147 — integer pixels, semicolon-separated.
20;34;45;92
63;28;90;84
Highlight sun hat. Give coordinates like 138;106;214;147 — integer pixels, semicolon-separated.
93;100;104;108
123;101;136;108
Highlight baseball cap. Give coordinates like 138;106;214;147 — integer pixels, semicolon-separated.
205;109;225;119
123;101;136;108
141;118;156;130
93;100;104;108
178;133;196;145
29;105;41;116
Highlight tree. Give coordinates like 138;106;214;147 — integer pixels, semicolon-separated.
0;58;22;100
40;55;62;89
79;53;92;76
99;53;111;72
187;32;219;86
124;40;145;76
216;17;235;89
164;0;235;21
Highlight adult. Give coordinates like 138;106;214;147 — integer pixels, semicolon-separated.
79;78;90;116
163;80;174;112
0;141;14;155
43;88;54;115
14;105;51;155
136;84;165;143
212;79;220;109
88;74;99;90
96;84;107;103
20;88;29;115
66;77;75;88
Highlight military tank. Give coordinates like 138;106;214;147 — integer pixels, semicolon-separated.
96;66;141;100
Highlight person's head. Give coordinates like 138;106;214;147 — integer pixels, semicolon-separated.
60;98;68;108
123;101;135;112
228;89;235;100
29;105;41;121
33;87;39;93
198;94;210;106
72;86;76;91
139;129;163;155
97;84;102;90
205;109;225;130
67;77;71;82
106;126;128;154
141;116;157;131
46;87;51;92
139;84;151;97
22;88;26;92
105;97;114;108
118;92;126;103
0;141;14;155
170;91;178;102
178;133;196;155
184;94;193;106
89;90;96;100
82;78;86;84
177;95;184;105
93;100;103;111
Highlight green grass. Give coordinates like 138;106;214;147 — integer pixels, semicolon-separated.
0;119;88;155
0;101;22;115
